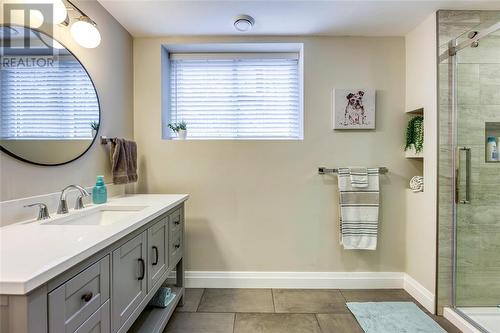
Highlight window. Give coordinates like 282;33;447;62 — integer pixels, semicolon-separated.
0;58;99;140
165;47;303;140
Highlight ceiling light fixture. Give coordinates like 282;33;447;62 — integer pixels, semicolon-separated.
234;15;254;32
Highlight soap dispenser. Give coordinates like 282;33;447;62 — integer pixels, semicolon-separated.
92;175;107;204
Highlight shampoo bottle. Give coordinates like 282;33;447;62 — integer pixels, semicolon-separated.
92;175;107;204
487;137;498;162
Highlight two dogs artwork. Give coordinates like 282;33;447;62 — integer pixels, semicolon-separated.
333;88;376;129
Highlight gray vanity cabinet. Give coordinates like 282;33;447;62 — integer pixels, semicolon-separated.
48;256;110;333
74;301;110;333
0;203;185;333
111;232;147;332
168;209;183;269
147;217;168;292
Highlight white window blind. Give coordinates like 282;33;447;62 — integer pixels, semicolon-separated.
168;54;301;139
0;59;99;140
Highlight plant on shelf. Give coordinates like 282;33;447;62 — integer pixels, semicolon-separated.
90;121;99;137
168;121;188;140
405;116;424;153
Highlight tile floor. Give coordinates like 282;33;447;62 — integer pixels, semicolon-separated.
164;288;461;333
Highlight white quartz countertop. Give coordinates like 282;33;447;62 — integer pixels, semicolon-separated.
0;194;189;295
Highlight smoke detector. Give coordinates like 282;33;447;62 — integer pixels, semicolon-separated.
234;15;254;32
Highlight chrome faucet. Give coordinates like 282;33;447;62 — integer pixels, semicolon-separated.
24;203;51;220
57;185;90;214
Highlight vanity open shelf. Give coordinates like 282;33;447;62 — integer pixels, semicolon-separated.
129;286;184;333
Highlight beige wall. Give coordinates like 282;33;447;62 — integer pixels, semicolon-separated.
0;1;133;200
404;13;438;294
134;36;417;272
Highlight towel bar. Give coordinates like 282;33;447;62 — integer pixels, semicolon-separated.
100;136;116;144
318;167;388;175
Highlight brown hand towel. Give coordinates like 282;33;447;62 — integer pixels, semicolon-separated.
111;138;138;184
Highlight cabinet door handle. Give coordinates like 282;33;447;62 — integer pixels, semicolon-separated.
174;219;180;225
174;243;180;249
81;292;93;302
138;258;145;280
152;246;159;266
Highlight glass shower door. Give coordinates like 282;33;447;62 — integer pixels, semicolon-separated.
454;21;500;333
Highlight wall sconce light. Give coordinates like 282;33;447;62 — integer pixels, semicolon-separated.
64;0;101;48
4;0;101;48
49;0;67;24
70;15;101;48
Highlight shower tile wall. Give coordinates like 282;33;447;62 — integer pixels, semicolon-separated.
456;32;500;307
437;10;500;312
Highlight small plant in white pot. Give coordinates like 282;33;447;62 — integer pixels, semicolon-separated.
90;121;99;138
168;121;188;140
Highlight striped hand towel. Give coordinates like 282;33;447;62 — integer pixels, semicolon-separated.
337;167;380;250
349;167;369;188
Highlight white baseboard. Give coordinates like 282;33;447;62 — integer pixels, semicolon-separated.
171;271;405;289
403;274;435;313
444;308;482;333
169;271;436;314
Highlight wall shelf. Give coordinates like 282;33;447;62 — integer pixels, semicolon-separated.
406;153;424;159
404;108;424;159
405;146;424;159
406;107;424;115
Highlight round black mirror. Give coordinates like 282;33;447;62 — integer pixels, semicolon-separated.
0;25;100;166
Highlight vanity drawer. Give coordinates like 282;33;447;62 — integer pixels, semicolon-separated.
169;208;183;235
74;300;109;333
49;256;110;333
169;229;183;267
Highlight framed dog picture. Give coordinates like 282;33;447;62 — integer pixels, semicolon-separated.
332;89;376;129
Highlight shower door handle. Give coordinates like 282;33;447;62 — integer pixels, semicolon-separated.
456;147;471;204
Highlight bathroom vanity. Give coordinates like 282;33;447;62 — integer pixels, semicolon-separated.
0;194;188;333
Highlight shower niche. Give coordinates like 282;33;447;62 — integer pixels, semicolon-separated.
485;122;500;163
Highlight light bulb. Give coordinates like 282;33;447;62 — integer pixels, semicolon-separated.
70;17;101;48
49;0;68;24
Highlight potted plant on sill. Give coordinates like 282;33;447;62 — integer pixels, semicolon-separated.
168;121;188;140
90;121;99;138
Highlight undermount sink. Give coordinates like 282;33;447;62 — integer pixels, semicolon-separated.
42;205;148;226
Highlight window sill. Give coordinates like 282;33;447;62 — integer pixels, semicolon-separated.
165;137;304;141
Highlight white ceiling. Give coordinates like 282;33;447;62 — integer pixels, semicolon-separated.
98;0;500;37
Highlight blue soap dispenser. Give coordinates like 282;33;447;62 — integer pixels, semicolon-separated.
92;175;107;204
